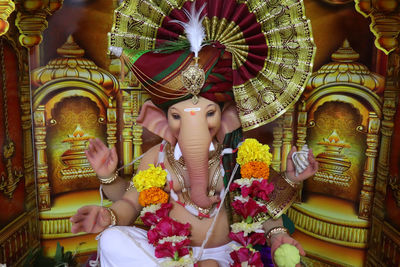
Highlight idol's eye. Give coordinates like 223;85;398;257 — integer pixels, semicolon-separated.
172;113;181;120
207;110;216;117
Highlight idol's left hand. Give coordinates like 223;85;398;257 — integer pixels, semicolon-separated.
286;146;318;183
270;233;305;267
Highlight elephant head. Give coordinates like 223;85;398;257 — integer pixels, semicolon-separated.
137;97;241;209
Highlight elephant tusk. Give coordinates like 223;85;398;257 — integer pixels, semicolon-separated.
174;142;216;160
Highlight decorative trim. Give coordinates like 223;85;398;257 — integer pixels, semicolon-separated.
288;204;370;248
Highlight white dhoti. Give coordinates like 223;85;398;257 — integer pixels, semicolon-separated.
98;226;235;267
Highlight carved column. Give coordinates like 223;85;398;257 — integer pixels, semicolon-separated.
14;0;63;48
296;100;307;150
271;118;283;172
359;112;380;220
281;108;294;172
33;105;50;211
132;90;144;170
107;97;117;149
121;91;133;175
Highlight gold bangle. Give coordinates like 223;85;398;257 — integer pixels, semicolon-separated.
283;172;301;188
99;170;118;184
106;207;117;226
265;226;288;245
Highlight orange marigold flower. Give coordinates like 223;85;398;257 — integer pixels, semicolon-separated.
240;161;270;179
139;187;169;207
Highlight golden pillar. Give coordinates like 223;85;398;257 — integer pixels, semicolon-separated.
355;0;400;55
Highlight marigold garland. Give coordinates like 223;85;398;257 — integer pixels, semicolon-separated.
240;161;270;179
139;187;169;207
133;164;167;192
236;138;273;166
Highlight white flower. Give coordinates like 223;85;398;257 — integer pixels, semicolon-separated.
160;255;195;266
158;235;188;244
231;221;265;236
233;178;263;187
140;203;162;217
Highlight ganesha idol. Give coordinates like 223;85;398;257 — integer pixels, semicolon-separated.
70;0;317;266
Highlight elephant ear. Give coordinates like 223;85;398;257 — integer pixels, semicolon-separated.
216;102;241;143
137;101;176;145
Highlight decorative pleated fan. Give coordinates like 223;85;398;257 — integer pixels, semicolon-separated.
109;0;315;131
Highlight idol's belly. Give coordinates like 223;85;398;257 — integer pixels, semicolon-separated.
168;200;231;248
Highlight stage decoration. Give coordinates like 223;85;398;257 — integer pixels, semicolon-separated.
109;0;315;131
60;125;96;180
314;130;352;187
228;138;274;266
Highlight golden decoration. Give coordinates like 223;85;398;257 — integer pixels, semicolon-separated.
314;130;352;187
355;0;400;55
288;204;369;248
181;58;205;105
0;0;15;36
60;125;96;180
14;0;63;48
32;35;119;93
307;39;384;93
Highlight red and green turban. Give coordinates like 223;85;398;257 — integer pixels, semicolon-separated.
109;0;315;131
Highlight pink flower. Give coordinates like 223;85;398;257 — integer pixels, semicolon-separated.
147;217;191;245
230;182;240;192
141;203;173;227
154;239;190;259
230;248;263;267
241;180;274;201
229;231;266;247
231;198;267;219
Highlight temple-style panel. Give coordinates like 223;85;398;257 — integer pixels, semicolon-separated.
287;39;384;266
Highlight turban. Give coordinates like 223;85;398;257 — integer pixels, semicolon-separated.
109;0;315;131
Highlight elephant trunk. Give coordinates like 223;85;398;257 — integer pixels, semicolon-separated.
178;118;218;209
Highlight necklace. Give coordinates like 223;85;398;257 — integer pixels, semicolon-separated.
159;141;224;219
166;142;222;171
166;142;222;218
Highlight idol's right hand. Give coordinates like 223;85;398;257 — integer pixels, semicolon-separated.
85;138;118;179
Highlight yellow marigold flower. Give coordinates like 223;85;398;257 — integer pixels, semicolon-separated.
237;139;272;166
241;161;270;179
139;187;169;207
133;164;167;192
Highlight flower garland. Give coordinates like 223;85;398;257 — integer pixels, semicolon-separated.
133;138;274;266
228;138;274;267
134;164;194;266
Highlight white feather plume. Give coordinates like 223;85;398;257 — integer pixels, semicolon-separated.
171;3;206;60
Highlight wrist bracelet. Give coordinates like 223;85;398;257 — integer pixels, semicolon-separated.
106;207;117;226
283;172;301;188
265;226;288;245
99;170;118;184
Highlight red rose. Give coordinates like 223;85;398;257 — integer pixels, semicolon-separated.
148;217;191;245
231;198;268;219
154;239;190;259
230;247;263;267
141;203;173;227
241;180;274;201
228;231;266;247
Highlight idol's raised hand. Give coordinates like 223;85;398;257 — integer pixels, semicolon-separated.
286;146;318;183
85;138;118;179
